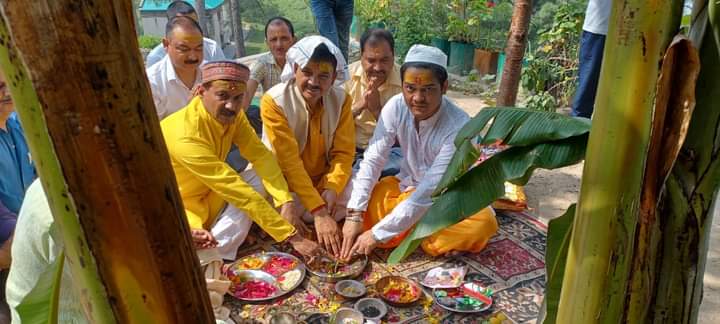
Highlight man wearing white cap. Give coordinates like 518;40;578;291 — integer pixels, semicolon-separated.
260;36;355;257
340;45;498;260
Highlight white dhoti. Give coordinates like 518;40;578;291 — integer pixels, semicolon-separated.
210;169;266;260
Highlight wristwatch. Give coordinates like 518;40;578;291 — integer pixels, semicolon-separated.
345;209;363;222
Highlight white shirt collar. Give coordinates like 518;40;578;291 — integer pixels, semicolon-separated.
163;56;201;88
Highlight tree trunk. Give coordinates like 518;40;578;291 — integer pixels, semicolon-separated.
556;0;683;323
196;0;208;34
0;1;214;323
496;0;532;106
230;0;246;58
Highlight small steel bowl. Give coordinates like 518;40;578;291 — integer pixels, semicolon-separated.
335;279;366;299
302;313;331;324
331;308;364;324
353;297;387;321
375;276;422;307
269;312;297;324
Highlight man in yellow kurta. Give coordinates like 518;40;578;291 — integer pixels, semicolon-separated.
344;28;403;177
162;61;320;260
341;45;498;260
261;36;355;257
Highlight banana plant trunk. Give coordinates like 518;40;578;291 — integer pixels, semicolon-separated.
496;0;532;106
649;2;720;322
556;0;683;323
0;1;214;323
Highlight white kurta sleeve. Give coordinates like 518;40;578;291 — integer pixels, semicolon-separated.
370;132;458;242
346;98;400;211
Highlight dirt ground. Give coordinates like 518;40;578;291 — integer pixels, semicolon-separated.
446;91;719;323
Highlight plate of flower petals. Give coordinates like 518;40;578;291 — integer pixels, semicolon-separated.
225;252;305;301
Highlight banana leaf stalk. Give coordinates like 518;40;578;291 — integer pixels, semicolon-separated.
556;0;683;322
0;18;115;323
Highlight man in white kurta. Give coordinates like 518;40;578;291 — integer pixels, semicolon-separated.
341;45;498;259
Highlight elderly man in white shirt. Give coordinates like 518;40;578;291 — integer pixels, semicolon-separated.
146;16;204;120
340;45;498;259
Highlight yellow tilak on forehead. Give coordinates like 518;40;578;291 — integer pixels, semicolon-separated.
175;31;203;43
404;70;434;86
308;62;334;73
212;80;246;92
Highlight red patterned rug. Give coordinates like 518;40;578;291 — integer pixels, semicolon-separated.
226;211;546;323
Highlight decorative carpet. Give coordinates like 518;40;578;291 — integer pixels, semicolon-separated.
225;211;547;324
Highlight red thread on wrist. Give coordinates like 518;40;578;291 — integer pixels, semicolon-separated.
310;204;326;215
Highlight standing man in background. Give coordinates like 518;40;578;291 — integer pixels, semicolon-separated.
309;0;354;61
571;0;612;119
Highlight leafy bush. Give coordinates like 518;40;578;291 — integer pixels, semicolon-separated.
522;2;584;111
355;0;393;26
138;35;162;49
446;0;492;43
475;0;513;50
393;0;433;60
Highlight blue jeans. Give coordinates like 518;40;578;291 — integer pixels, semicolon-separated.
310;0;354;61
226;105;263;172
353;146;402;178
571;31;606;118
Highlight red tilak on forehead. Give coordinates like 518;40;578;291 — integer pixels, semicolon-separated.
404;70;434;85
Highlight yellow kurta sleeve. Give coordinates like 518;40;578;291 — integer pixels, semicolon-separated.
232;112;293;207
169;135;296;242
323;95;356;193
261;94;326;211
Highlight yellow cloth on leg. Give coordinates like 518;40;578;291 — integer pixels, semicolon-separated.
421;207;498;256
364;177;498;255
364;177;412;249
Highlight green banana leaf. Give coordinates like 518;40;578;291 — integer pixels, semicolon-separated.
16;251;65;324
388;108;590;264
543;204;576;324
436;107;591;196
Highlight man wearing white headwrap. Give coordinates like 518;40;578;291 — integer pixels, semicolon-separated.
261;36;355;257
341;45;498;260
